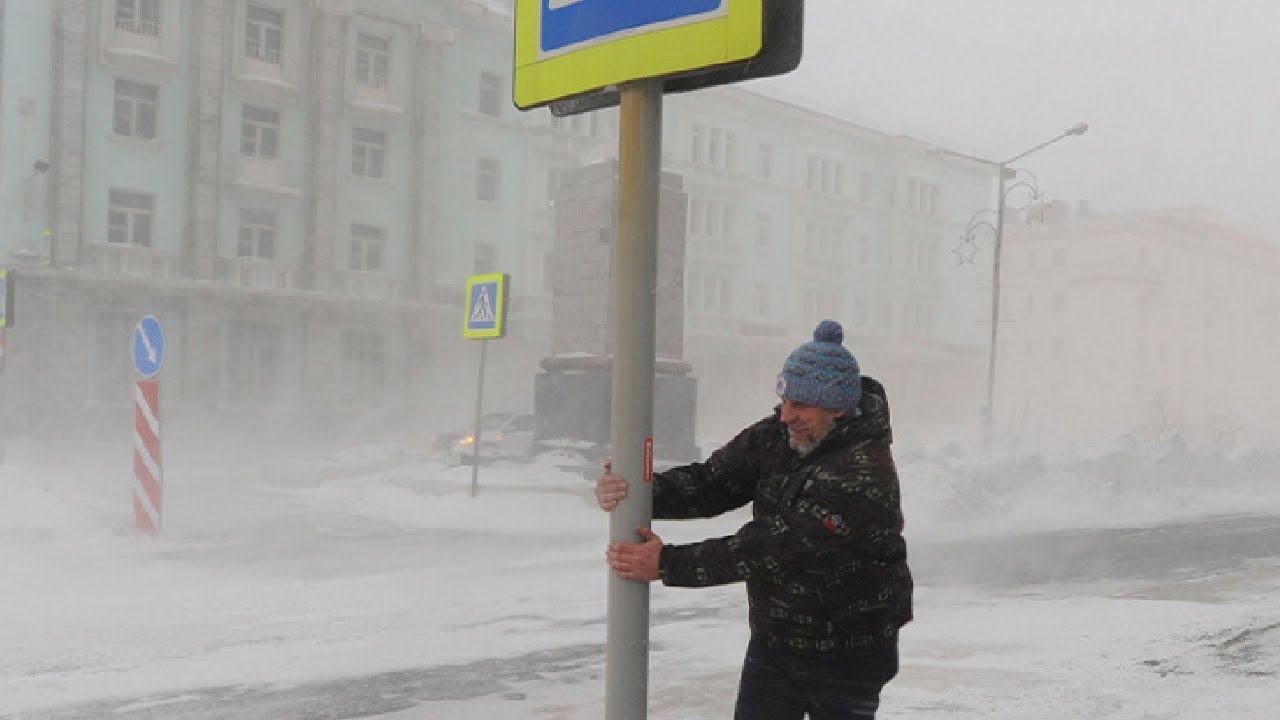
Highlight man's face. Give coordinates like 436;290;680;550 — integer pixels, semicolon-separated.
779;399;843;456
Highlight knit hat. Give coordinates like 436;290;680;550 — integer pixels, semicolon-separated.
775;319;862;412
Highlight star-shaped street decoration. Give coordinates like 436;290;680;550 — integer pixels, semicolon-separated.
953;238;982;266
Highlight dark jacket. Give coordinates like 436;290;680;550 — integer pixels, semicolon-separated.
654;376;913;656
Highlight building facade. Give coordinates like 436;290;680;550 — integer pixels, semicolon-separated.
1;0;997;453
998;204;1280;452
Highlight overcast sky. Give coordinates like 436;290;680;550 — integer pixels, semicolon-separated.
756;0;1278;236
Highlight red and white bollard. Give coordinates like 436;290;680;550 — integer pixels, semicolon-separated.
132;379;163;532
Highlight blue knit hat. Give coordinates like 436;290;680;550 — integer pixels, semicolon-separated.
775;319;862;412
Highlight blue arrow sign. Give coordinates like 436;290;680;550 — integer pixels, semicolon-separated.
541;0;725;55
133;315;165;379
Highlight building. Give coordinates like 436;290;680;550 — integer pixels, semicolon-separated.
997;203;1280;452
1;0;997;453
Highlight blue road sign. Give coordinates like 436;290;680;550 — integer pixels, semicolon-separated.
540;0;725;55
133;315;165;379
463;273;510;339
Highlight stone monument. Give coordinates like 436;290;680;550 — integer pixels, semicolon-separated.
535;159;699;463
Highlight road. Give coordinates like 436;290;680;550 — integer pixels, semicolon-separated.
16;512;1279;720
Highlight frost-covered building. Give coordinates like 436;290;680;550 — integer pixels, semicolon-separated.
998;204;1280;452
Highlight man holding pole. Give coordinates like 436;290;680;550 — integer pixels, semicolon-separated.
597;319;912;719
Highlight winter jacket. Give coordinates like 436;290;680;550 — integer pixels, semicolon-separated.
654;376;913;656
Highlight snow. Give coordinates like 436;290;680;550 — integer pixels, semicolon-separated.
2;439;1279;718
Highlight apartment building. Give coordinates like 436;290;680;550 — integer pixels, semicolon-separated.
998;204;1280;452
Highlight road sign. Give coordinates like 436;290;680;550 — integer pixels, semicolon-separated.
133;315;165;379
0;269;12;328
514;0;766;110
545;0;804;116
463;273;511;339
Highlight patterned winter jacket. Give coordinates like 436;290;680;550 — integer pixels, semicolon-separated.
654;376;913;656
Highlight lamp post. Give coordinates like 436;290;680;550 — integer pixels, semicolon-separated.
932;122;1089;448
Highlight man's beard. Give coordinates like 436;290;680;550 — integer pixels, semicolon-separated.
788;427;827;456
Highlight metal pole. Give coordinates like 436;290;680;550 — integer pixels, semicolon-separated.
606;78;662;720
984;167;1008;450
470;338;487;497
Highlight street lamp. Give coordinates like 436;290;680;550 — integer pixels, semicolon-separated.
930;122;1089;448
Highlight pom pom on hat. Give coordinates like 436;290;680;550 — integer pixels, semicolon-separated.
775;319;862;412
813;319;843;344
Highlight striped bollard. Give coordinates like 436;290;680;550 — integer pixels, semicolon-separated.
132;379;163;532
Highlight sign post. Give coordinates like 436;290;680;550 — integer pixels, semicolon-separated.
132;315;165;533
0;268;14;329
515;2;802;718
462;273;511;497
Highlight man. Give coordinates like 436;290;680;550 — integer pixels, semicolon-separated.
596;319;912;720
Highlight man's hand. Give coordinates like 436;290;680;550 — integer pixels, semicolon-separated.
595;458;628;511
607;526;663;582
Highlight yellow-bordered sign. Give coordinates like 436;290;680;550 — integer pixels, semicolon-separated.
463;273;511;340
514;0;764;110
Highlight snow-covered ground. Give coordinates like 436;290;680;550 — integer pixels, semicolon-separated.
2;438;1279;719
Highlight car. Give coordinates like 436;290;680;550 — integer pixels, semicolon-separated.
439;412;539;465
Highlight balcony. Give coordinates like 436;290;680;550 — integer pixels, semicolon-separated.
333;269;398;300
231;156;301;198
84;243;177;280
234;48;299;104
99;13;179;79
348;79;405;125
215;257;294;291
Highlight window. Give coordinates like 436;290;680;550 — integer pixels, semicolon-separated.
856;235;872;264
245;4;284;64
351;127;387;178
474;243;495;274
340;329;388;401
240;105;279;159
691;124;705;164
758;144;774;179
709;129;722;167
752;283;769;316
722;204;737;243
112;79;158;139
479;72;503;117
543;250;555;293
756;213;771;247
807;156;820;191
853;297;869;328
475;157;500;202
701;275;731;314
237;208;276;259
226;321;282;404
350;224;384;271
92;312;137;404
859;172;874;203
355;32;390;89
107;190;154;246
115;0;160;36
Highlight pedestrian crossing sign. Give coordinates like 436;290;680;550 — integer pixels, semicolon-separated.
463;273;511;339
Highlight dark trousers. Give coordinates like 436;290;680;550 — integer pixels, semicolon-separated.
733;637;899;720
